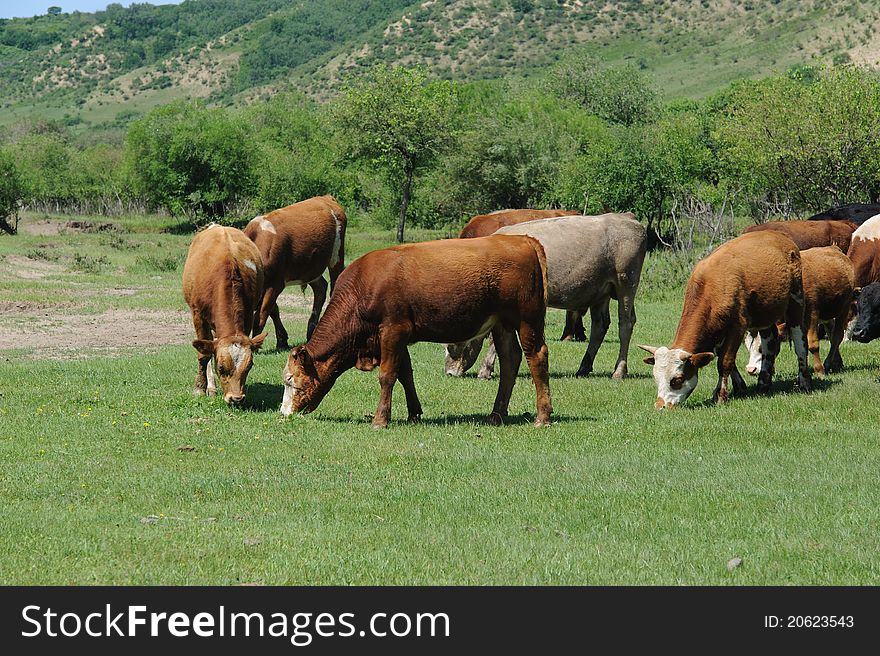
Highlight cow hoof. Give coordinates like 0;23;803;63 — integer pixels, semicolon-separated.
756;383;771;395
534;417;551;428
488;412;504;426
611;365;627;381
798;378;813;393
206;387;217;397
276;342;290;352
575;368;591;378
477;370;493;381
407;414;422;424
371;419;389;429
193;388;206;397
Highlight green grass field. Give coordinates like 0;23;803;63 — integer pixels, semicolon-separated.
2;213;880;585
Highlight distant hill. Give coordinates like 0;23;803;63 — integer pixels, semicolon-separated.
1;0;878;134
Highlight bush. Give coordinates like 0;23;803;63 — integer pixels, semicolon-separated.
0;147;27;234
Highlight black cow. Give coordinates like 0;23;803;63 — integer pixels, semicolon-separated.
809;203;880;226
851;283;880;343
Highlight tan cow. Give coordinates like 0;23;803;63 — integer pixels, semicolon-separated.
743;219;857;252
458;208;583;341
244;195;347;350
182;225;267;405
744;246;854;377
281;235;552;428
640;232;812;408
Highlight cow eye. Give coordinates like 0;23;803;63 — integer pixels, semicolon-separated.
670;376;685;389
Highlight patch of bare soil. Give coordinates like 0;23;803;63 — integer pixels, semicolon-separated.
22;220;63;236
1;307;192;357
20;219;122;236
2;255;65;279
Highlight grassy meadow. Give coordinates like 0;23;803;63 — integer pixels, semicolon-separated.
1;213;880;585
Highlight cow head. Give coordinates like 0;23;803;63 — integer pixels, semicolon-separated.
639;345;714;408
281;346;330;416
744;332;763;376
851;285;880;343
444;339;483;377
193;333;267;406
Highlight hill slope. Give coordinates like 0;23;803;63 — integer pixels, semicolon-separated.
1;0;878;132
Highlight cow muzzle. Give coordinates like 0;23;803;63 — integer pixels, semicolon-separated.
655;397;679;410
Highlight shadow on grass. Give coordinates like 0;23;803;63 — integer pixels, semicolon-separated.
310;412;586;427
242;382;284;412
689;375;841;408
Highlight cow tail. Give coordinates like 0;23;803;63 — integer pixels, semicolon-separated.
523;235;549;306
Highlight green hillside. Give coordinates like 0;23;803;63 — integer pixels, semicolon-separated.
1;0;878;133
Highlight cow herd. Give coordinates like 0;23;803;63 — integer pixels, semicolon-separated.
182;196;880;426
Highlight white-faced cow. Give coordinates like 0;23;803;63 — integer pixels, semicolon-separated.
182;224;267;406
640;231;812;408
445;213;646;380
744;246;854;377
244;195;346;350
458;208;584;341
281;235;552;428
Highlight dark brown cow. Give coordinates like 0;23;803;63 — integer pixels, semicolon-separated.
640;232;812;408
280;235;552;428
244;195;347;350
845;213;880;287
743;219;856;252
182;225;267;405
459;208;584;341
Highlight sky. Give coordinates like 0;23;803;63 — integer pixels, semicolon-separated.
0;0;183;19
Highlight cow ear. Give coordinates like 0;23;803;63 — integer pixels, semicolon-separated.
643;356;655;365
250;332;268;351
192;339;216;357
689;352;715;368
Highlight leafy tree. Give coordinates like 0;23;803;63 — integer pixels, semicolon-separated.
126;101;254;219
547;52;659;126
716;66;880;214
0;148;27;234
332;65;458;242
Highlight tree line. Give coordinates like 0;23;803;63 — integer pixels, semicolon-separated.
3;58;880;242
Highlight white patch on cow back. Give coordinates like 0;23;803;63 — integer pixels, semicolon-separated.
248;215;276;234
206;223;219;230
229;343;247;373
329;210;342;268
243;259;257;273
852;214;880;242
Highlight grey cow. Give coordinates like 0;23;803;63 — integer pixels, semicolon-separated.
444;213;647;379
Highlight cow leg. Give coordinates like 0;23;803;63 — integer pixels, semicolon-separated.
612;292;637;380
561;310;587;342
397;348;423;423
477;333;497;380
255;285;286;350
824;316;846;374
489;328;522;425
518;321;552;427
307;276;328;341
576;299;610;377
712;331;745;403
373;328;407;428
756;326;781;395
328;227;346;294
807;318;824;377
786;293;813;393
269;305;289;352
192;312;214;397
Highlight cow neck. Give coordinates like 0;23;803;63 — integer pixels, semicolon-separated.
212;262;250;338
670;282;717;355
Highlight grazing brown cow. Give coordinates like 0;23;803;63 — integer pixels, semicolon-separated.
459;208;584;341
743;219;857;252
244;195;347;350
639;232;812;408
745;246;855;376
845;213;880;287
280;235;553;428
182;224;267;405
